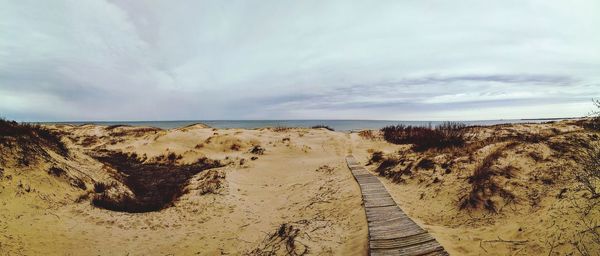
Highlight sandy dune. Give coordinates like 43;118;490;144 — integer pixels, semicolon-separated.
0;120;598;255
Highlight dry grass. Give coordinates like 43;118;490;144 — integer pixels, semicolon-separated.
0;118;68;156
358;130;377;140
91;151;223;213
583;99;600;131
381;122;468;151
273;126;293;132
575;142;600;199
250;223;309;256
47;166;66;177
196;169;226;195
460;142;519;212
367;151;384;165
249;145;265;155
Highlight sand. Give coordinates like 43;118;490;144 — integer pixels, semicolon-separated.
0;120;598;255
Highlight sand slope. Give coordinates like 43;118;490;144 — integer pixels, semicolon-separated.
1;120;598;255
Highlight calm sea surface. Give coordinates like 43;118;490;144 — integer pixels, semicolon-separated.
42;119;570;131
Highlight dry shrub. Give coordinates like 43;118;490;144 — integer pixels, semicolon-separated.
93;181;112;193
47;166;66;177
74;192;91;203
91;151;222;213
230;143;241;151
315;165;335;174
311;125;334;131
153;152;182;164
460;142;518;212
367;151;384;165
107;126;161;137
250;223;308;256
381;122;467;151
197;170;226;195
547;140;571;154
528;151;544;162
375;158;400;176
70;178;87;190
273;126;292;132
575;142;600;199
249;145;265;155
416;158;435;170
583;99;600;131
358;130;377;140
105;124;129;130
0;118;68;156
79;136;98;147
515;132;546;143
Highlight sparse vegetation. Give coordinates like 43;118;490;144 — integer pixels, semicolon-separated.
196;169;226;195
460;142;518;212
230;143;241;151
381;122;468;151
375;158;401;177
585;98;600;131
0;118;68;156
315;165;335;174
416;158;435;170
575;142;600;199
91;151;223;213
358;130;377;140
249;145;265;155
311;125;334;131
93;181;112;193
273;126;292;132
152;152;183;164
47;166;66;177
250;223;309;256
367;151;384;165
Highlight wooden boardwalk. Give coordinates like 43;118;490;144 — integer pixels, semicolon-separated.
346;155;448;256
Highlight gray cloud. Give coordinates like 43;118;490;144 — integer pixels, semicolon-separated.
1;0;599;121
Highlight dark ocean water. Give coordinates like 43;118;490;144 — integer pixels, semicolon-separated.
42;119;570;131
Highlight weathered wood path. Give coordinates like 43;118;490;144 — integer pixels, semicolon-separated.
346;155;448;256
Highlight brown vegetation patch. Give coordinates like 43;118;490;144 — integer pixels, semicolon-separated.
195;169;226;195
381;122;468;151
416;158;435;170
460;142;519;212
358;130;377;140
47;166;66;177
273;126;293;132
0;118;68;156
250;223;309;256
91;151;223;213
311;125;334;131
367;151;384;165
315;165;335;174
249;145;265;155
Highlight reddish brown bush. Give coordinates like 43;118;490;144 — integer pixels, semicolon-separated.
381;122;467;151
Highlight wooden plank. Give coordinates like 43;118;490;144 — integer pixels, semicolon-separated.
370;233;435;249
346;155;448;256
371;240;445;256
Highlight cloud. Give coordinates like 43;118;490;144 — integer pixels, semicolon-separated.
1;0;599;121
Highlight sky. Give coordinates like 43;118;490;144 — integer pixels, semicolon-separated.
1;0;599;121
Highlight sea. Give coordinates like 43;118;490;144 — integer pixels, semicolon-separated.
41;118;573;132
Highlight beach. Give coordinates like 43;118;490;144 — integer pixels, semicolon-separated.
0;119;598;255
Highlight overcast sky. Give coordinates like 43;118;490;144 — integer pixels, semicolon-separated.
1;0;599;121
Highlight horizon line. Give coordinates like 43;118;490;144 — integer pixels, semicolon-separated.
30;116;583;123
